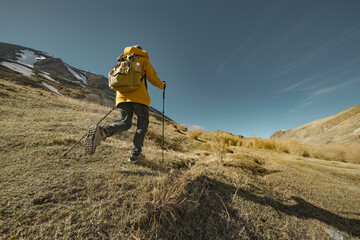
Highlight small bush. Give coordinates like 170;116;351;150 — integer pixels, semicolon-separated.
187;125;204;140
187;130;202;140
174;123;187;132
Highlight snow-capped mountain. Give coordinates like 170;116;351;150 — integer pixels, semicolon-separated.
0;42;171;120
0;43;88;83
0;42;115;106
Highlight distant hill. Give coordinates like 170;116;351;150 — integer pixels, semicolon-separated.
271;105;360;144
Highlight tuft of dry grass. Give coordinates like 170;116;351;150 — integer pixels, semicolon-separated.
187;130;202;140
134;174;190;238
47;135;77;146
222;153;269;176
172;123;188;133
186;125;204;140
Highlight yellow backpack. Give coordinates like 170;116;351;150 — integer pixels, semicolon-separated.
108;53;146;92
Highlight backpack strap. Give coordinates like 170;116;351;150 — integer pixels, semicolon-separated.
141;73;147;90
136;55;148;90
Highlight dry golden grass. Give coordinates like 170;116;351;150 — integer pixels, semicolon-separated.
309;143;360;163
1;79;360;239
201;130;243;146
198;131;360;164
187;130;202;140
235;138;360;164
172;123;188;133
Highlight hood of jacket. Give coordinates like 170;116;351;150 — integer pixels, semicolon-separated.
124;46;149;59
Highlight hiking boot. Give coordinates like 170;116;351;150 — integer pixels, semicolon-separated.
128;153;145;163
84;124;107;155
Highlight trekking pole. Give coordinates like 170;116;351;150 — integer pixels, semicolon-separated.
60;105;117;158
162;83;166;162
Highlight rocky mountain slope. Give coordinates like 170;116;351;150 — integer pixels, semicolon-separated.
0;42;115;106
271;105;360;144
0;42;169;119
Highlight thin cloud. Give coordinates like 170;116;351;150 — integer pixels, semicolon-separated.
281;76;315;92
272;51;317;79
272;27;360;79
217;12;276;73
308;78;358;99
281;58;360;93
290;77;360;112
217;45;242;72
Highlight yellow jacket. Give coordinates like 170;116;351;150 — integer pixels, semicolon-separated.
115;46;165;108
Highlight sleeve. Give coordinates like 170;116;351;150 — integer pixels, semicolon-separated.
145;60;165;89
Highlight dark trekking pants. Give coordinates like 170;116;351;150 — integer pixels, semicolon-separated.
104;102;149;155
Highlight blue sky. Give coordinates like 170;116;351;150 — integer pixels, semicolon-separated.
1;0;360;138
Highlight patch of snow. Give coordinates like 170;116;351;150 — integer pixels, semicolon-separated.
65;64;88;84
0;61;34;77
36;56;46;61
39;73;60;84
40;82;64;96
352;128;360;136
40;51;52;57
16;49;40;67
15;49;48;67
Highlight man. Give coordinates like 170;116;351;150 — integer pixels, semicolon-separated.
84;45;166;162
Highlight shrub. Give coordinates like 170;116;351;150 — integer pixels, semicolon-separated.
172;123;188;133
187;125;204;140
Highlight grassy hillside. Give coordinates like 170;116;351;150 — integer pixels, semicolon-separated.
271;104;360;144
1;79;360;239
